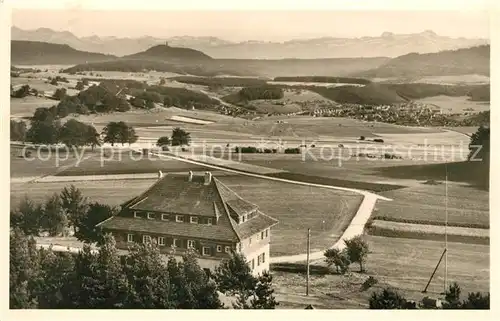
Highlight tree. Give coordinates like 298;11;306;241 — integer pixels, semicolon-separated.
40;194;68;237
60;185;88;233
10;229;40;308
26;120;61;145
344;235;369;272
53;88;67;100
156;136;171;148
75;81;85;90
102;121;135;146
12;85;31;98
124;126;138;145
58;119;99;148
159;78;166;85
50;78;58;85
324;248;350;274
36;249;75;308
59;236;130;308
214;252;257;308
250;271;278;309
468;125;489;161
75;202;114;244
32;107;56;123
171;127;191;146
10;196;43;236
10;120;27;142
462;292;490;309
145;100;155;109
369;287;408;309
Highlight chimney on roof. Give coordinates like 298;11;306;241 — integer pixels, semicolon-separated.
188;171;193;182
158;170;163;179
204;171;212;185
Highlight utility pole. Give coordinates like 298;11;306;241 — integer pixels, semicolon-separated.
444;163;448;293
306;228;310;296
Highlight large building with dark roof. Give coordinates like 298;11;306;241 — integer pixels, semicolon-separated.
97;171;278;274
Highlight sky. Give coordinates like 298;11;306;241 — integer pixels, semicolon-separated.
10;2;491;41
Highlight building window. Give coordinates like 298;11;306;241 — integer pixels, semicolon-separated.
147;212;155;220
265;229;269;238
217;245;222;252
242;215;246;223
127;234;134;243
176;215;184;223
161;214;169;221
143;235;151;244
202;247;211;256
158;237;165;246
207;218;213;225
261;231;264;239
262;252;266;263
134;211;139;218
190;216;198;224
249;237;252;245
224;246;230;253
257;255;261;266
238;243;242;252
188;240;195;248
173;238;179;247
251;259;255;270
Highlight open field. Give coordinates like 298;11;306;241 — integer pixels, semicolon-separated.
10;145;88;178
207;116;443;139
10;96;57;118
416;95;490;114
219;175;363;256
10;179;156;209
274;235;489;308
11;76;60;92
368;220;489;244
54;153;205;176
373;183;489;227
65;107;243;127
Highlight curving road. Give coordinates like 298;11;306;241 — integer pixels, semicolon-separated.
147;151;392;263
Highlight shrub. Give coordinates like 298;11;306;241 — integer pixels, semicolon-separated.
359;136;365;140
373;139;384;143
284;148;301;154
361;276;378;291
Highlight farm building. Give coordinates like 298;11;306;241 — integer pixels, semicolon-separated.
97;171;278;275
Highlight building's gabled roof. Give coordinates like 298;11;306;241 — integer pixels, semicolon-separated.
100;173;278;243
127;174;223;217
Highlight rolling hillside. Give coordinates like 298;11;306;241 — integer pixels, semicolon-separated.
357;45;490;79
11;40;116;65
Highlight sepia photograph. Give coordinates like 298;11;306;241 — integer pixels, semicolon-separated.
3;0;493;312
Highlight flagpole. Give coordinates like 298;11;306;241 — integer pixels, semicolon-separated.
306;228;310;296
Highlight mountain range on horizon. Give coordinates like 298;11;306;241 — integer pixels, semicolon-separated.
11;26;489;59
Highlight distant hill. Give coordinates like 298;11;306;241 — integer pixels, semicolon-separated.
11;40;115;65
122;43;213;62
357;45;490;79
12;26;489;59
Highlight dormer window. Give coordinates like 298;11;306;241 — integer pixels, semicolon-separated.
190;216;198;224
161;214;169;221
207;218;213;225
134;211;140;218
147;212;155;220
176;215;184;223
